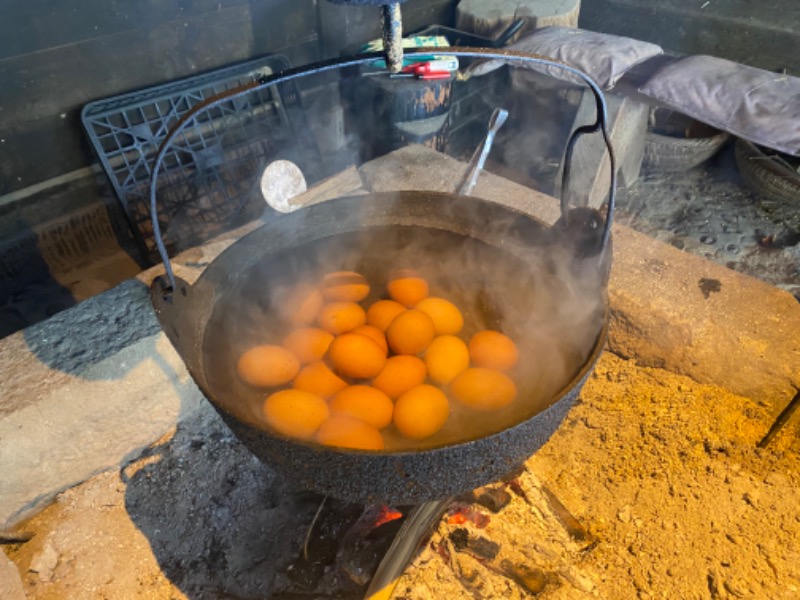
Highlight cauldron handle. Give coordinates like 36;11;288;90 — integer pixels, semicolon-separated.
147;49;615;291
558;87;616;256
150;273;211;393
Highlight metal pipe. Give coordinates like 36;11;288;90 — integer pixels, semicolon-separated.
381;2;403;73
758;388;800;448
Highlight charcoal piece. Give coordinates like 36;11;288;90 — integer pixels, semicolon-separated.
467;536;500;561
284;551;331;591
337;505;405;586
501;560;551;595
448;528;500;561
473;487;513;513
540;486;589;542
449;528;469;552
506;478;530;504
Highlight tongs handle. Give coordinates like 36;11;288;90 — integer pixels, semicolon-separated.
457;108;509;196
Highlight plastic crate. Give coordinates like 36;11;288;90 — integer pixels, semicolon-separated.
81;54;318;263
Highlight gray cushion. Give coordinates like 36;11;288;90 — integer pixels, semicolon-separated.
639;55;800;156
469;26;663;89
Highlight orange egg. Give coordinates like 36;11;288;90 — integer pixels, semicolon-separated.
236;345;300;388
330;385;394;429
281;283;324;326
293;361;348;398
387;269;429;307
449;368;517;410
321;271;370;302
415;297;464;335
327;333;387;379
468;330;519;372
371;355;427;399
262;389;329;440
315;414;385;451
425;335;470;384
317;301;366;334
351;324;388;354
366;299;406;332
393;384;450;440
282;327;334;364
386;309;436;355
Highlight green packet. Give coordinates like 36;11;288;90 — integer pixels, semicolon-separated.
360;35;450;53
367;55;460;70
362;36;458;71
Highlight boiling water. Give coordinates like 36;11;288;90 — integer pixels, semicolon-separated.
202;223;604;450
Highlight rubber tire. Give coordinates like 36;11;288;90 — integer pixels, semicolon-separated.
643;127;730;173
734;138;800;204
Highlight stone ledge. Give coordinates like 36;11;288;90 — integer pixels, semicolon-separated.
609;225;800;405
1;145;798;528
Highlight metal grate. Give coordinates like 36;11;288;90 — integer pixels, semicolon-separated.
81;54;318;263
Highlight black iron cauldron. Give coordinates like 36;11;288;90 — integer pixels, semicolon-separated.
148;50;617;505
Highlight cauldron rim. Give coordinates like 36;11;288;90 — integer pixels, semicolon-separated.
152;190;610;503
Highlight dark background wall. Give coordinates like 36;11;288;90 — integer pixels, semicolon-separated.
579;0;800;75
4;0;796;203
0;0;455;197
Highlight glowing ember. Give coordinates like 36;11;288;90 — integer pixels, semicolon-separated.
373;505;403;528
446;505;490;528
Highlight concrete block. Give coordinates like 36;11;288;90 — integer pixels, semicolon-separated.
607;224;800;408
270;165;367;214
359;144;563;223
0;330;205;528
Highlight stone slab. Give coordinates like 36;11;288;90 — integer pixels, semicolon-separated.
1;145;798;529
608;224;800;406
0;332;205;528
284;165;366;209
359;144;564;223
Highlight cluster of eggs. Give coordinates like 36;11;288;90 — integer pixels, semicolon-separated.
235;269;520;451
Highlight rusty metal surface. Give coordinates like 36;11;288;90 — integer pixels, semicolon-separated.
381;3;404;73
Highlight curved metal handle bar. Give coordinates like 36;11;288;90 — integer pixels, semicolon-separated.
560;89;615;227
149;47;616;291
493;18;526;47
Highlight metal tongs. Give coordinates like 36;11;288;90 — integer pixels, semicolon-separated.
457;108;509;195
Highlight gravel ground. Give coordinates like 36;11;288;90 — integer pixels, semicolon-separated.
615;143;800;298
4;352;799;599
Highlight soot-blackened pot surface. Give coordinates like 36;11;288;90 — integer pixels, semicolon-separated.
156;192;608;504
